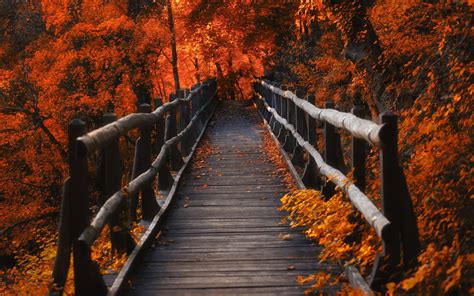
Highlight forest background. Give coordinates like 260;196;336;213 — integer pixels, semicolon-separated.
0;0;472;294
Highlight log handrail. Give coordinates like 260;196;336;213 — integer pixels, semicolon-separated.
78;96;216;247
257;93;391;239
49;79;218;296
253;79;420;294
258;79;383;147
77;80;214;156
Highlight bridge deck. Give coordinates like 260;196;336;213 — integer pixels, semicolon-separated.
129;102;339;295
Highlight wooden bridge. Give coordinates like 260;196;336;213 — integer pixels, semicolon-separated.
49;79;420;295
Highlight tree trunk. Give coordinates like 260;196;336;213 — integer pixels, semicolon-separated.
324;0;385;118
167;0;180;93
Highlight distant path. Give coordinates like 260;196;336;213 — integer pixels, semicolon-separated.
129;101;339;295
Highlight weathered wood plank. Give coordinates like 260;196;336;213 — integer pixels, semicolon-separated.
132;286;310;296
130;101;340;294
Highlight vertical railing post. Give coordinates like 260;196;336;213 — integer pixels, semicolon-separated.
50;178;72;295
176;89;186;154
155;98;174;191
269;85;277;131
283;86;296;151
130;104;159;221
380;112;401;266
369;112;402;290
273;84;283;137
262;83;271;122
197;86;205;130
103;113;135;254
254;83;262;115
278;86;288;144
192;84;201;116
167;94;184;171
351;106;367;192
69;119;107;295
302;94;321;188
191;84;201;141
321;100;337;197
291;87;307;167
177;89;186;132
181;88;192;156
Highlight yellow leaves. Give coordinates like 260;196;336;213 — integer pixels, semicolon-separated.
386;282;396;295
280;188;379;278
401;274;421;291
296;272;331;295
442;257;462;293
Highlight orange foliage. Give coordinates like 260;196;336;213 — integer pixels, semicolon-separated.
1;0;471;294
1;0;296;293
275;0;472;294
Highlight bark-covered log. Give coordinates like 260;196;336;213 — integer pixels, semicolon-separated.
259;80;383;147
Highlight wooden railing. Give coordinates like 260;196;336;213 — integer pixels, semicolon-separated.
49;79;218;295
253;79;420;293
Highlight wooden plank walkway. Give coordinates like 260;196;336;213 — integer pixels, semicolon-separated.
129;101;339;295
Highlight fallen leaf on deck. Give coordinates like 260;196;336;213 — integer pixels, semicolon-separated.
279;233;291;240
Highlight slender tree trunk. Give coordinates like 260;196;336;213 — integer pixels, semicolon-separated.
167;0;180;93
37;120;67;160
192;57;200;83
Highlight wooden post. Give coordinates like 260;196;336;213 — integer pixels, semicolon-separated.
273;85;283;137
302;94;321;188
262;85;270;122
167;94;184;171
130;104;160;221
380;112;401;266
103;113;135;254
191;84;200;117
351;107;367;192
190;84;200;141
369;112;402;290
68;119;107;295
155;99;174;191
181;89;192;156
177;89;186;133
283;86;296;151
277;87;288;144
291;87;306;168
321;100;337;197
269;86;277;131
198;86;206;131
50;179;72;295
